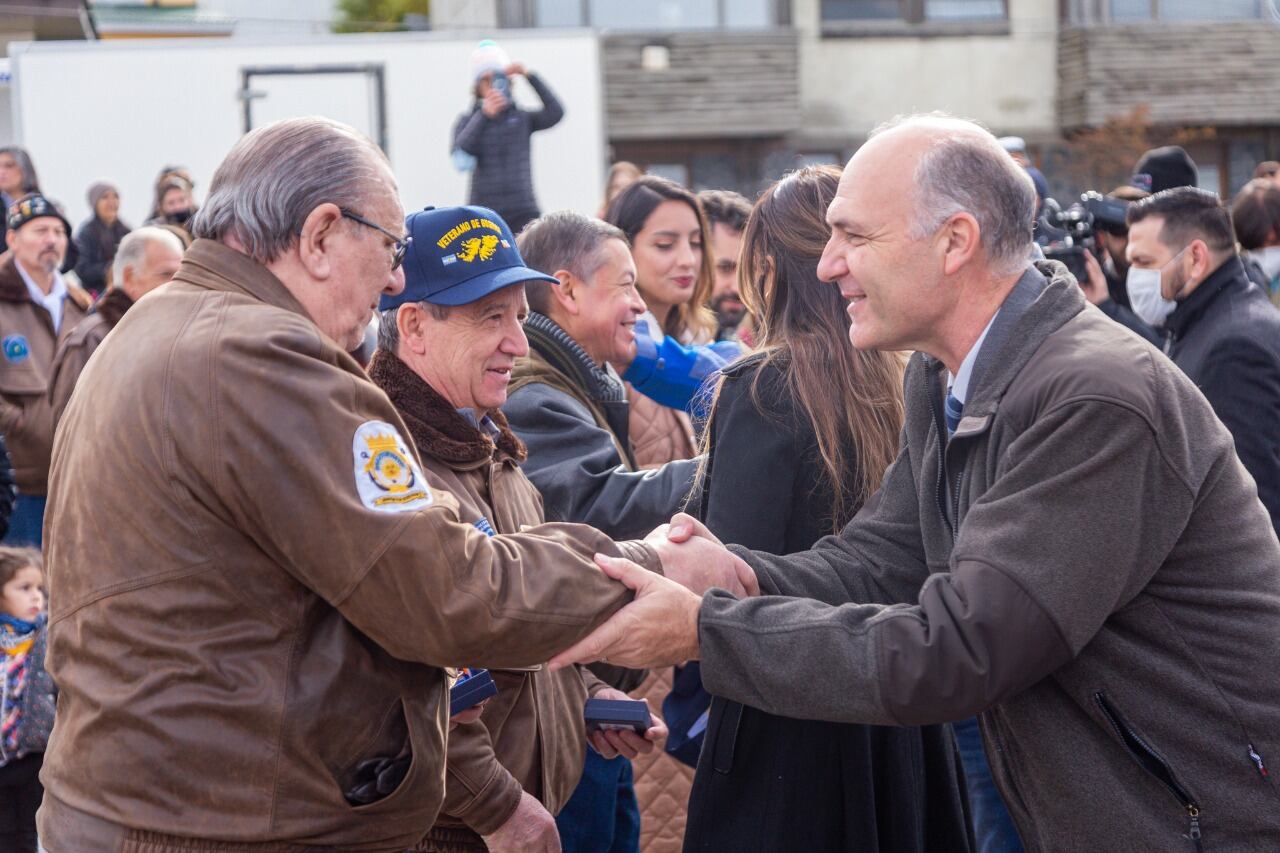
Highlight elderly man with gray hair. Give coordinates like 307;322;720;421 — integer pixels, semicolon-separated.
37;117;735;852
48;225;185;428
550;114;1280;851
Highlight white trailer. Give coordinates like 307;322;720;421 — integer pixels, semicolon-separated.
8;29;605;228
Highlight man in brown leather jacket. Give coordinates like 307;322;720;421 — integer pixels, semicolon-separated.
0;194;91;546
38;118;734;852
48;225;184;430
368;205;666;853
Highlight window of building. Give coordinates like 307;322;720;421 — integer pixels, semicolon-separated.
1160;0;1264;20
534;0;583;27
1064;0;1270;24
525;0;779;29
822;0;902;20
820;0;1009;33
924;0;1005;21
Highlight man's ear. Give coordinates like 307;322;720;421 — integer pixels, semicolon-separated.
4;228;15;252
396;303;431;355
1187;238;1215;281
550;269;581;316
940;212;982;277
296;203;344;280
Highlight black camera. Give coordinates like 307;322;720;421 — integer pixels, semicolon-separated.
1038;191;1132;281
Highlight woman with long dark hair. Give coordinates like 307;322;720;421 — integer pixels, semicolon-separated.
682;166;972;852
0;147;40;214
0;146;40;236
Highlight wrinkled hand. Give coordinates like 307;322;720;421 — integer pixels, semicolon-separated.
550;554;702;672
1079;249;1109;306
482;790;560;853
481;88;508;118
448;698;488;731
647;513;759;598
586;688;668;760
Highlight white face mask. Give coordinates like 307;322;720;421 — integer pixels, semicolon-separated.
1127;246;1192;328
1255;246;1280;283
1126;266;1177;328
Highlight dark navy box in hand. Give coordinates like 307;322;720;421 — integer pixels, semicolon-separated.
584;697;650;734
450;668;498;716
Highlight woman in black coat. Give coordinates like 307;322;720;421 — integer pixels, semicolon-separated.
73;181;130;296
682;166;972;853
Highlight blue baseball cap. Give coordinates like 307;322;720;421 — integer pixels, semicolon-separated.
380;205;556;311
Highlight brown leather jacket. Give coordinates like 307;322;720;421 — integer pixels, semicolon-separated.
39;240;657;852
48;287;133;430
368;350;609;840
0;250;91;495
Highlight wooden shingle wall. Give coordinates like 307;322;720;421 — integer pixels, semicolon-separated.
1059;23;1280;131
603;30;800;140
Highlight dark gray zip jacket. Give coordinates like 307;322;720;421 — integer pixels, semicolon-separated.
452;73;563;227
696;263;1280;851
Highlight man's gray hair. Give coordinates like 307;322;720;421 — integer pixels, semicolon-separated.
873;114;1037;276
112;226;184;283
375;302;452;354
191;116;390;264
516;211;627;315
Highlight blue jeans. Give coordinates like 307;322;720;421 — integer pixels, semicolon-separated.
4;495;46;547
555;751;640;853
953;716;1024;853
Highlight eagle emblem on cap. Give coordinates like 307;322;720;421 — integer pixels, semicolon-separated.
457;234;500;263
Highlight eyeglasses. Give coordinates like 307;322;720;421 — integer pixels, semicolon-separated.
340;208;412;270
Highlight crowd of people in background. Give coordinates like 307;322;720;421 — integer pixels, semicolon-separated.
1;37;1280;853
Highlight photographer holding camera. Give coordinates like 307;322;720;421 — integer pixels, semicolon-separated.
452;40;564;234
1040;188;1159;346
1044;147;1204;347
1071;187;1165;347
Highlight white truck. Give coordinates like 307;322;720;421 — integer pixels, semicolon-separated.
7;29;605;228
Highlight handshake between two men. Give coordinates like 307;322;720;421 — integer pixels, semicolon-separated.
549;513;758;675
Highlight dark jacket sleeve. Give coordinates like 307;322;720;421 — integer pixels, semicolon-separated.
524;73;564;132
1196;337;1280;532
453;106;489;156
504;382;696;541
700;369;797;554
0;433;14;540
73;221;108;293
698;398;1190;727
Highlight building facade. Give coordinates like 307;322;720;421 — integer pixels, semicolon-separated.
434;0;1280;200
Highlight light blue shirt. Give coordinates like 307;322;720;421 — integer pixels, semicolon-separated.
15;258;69;334
947;310;1000;406
457;408;502;440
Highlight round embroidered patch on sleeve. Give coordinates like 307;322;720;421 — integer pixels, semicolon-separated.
353;420;434;513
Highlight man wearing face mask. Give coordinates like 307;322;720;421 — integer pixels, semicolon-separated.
1126;187;1280;533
